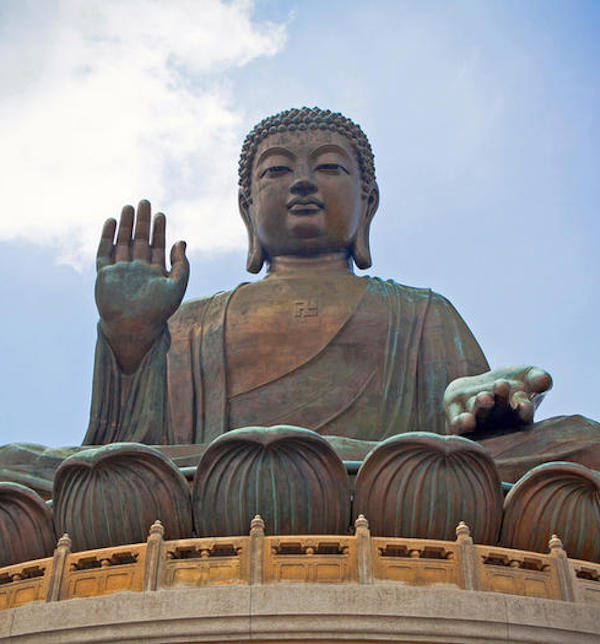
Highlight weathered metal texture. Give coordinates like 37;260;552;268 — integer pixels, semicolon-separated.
500;461;600;562
353;432;503;543
193;426;350;536
0;483;55;567
53;443;192;551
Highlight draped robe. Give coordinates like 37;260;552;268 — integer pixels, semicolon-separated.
84;278;490;446
1;277;597;497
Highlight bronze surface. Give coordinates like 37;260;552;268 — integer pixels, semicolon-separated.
192;426;350;536
501;461;600;562
53;443;192;550
353;432;503;543
0;483;54;567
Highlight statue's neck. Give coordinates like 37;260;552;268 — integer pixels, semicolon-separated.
267;253;354;278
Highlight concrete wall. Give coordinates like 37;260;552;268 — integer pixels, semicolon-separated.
0;583;598;643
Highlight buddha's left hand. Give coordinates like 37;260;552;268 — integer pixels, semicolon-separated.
443;365;553;435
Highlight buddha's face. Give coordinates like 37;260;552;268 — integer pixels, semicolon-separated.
246;130;373;260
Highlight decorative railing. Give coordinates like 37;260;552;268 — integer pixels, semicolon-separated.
0;516;598;612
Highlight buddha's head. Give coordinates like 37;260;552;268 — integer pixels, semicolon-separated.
238;107;379;273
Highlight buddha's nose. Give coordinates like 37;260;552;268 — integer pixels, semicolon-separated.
290;176;317;196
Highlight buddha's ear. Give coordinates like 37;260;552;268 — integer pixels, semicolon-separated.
352;182;379;270
239;189;265;274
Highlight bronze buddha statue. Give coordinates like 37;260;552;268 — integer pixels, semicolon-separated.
0;107;598;567
79;106;597;482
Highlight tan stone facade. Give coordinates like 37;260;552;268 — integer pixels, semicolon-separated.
0;518;598;641
0;584;599;643
1;518;599;610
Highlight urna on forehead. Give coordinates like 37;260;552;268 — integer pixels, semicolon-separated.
238;107;376;197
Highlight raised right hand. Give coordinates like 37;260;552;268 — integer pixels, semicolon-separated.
95;200;189;373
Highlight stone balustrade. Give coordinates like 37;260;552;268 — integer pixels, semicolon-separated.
0;516;598;612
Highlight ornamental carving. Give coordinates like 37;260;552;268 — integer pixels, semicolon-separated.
0;483;55;567
53;443;192;551
192;426;350;536
500;461;600;562
353;432;503;543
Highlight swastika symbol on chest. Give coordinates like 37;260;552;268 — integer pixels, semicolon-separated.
293;301;319;319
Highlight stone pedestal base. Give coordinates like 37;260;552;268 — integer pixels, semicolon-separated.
0;584;598;643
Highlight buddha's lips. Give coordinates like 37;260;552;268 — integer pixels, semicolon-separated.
287;198;325;213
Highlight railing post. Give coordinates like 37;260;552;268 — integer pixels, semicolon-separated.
355;514;373;584
455;521;480;590
144;520;165;591
548;534;580;602
46;533;71;602
249;515;265;585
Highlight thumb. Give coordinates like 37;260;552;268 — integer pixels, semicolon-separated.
525;366;553;394
169;241;190;286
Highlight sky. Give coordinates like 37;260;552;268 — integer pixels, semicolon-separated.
0;0;598;447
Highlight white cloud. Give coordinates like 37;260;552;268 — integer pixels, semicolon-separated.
0;0;287;268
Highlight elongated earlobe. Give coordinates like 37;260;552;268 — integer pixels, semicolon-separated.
239;190;265;273
352;229;372;269
246;233;265;274
351;183;379;270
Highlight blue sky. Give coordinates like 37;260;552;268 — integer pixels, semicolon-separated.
0;0;598;446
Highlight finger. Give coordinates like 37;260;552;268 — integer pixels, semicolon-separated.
451;412;477;434
510;390;534;425
132;199;151;261
96;218;116;271
150;212;166;271
169;241;190;286
114;205;134;262
469;391;494;420
492;379;511;412
525;367;553;394
445;398;464;422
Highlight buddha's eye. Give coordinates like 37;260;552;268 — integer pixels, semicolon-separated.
259;165;292;178
315;163;350;175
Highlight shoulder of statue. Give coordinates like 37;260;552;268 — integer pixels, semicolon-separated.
170;285;247;327
367;276;434;302
424;289;464;316
365;277;463;318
